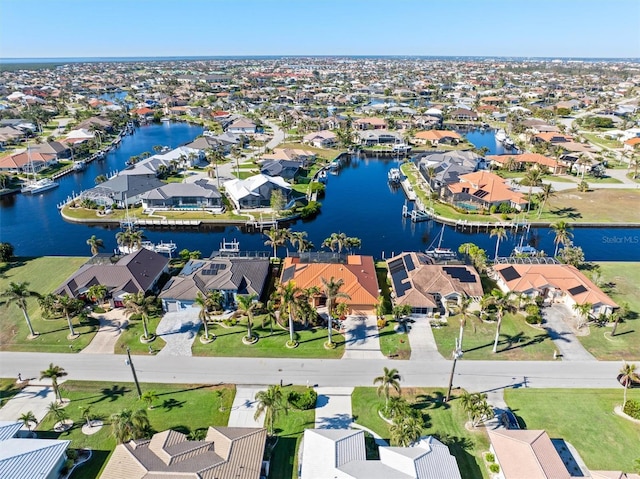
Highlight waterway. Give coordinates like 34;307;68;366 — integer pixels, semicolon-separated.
1;123;637;261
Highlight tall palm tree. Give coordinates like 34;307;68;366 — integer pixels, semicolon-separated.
194;291;213;340
19;411;38;432
523;167;544;212
254;385;287;436
87;284;108;305
619;362;639;408
389;415;423;447
321;277;351;346
140;390;158;410
454;296;474;351
536;183;555;218
110;408;151;443
276;281;301;345
236;293;260;341
123;292;155;341
53;294;83;337
489;227;508;261
79;405;94;427
374;367;402;411
264;227;289;259
289;231;309;253
572;302;593;328
40;363;68;403
86;235;104;256
1;281;40;338
551;221;574;257
488;289;517;353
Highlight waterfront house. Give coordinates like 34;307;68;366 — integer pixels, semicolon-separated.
386;252;483;315
280;253;379;315
492;263;618;317
302;130;337;148
224;174;292;210
445;170;527;211
0;150;57;173
448;108;478;121
412;130;463;147
159;257;270;311
301;429;461;479
259;160;301;180
417;150;486;194
130;106;155;119
261;148;317;167
0;421;71;479
65;128;95;145
56;249;169;308
141;179;223;212
87;174;166;207
487;153;566;174
99;427;267;479
226;118;257;135
356;129;403;146
354;117;387;130
0;125;28;145
31;141;72;160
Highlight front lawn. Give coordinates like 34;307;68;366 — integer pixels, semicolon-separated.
378;321;411;359
352;387;489;479
0;378;22;407
0;257;99;353
537;189;640;223
36;380;234;478
192;319;345;359
113;314;166;355
432;313;555;360
504;388;640;471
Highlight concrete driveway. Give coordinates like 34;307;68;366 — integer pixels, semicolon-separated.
227;386;266;428
342;315;385;360
81;309;128;355
314;387;353;429
0;385;57;430
542;304;596;361
407;316;445;361
156;308;201;357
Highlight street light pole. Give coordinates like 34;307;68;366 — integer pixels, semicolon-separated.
126;347;142;399
445;338;463;402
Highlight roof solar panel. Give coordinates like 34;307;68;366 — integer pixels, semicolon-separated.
404;255;416;272
499;266;521;282
443;266;476;283
388;258;405;275
282;265;295;283
568;285;587;296
473;189;489;198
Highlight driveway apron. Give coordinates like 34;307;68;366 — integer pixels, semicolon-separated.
156;309;201;357
342;315;385;359
542;304;596;361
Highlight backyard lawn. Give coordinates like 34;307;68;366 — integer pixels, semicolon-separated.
191;319;345;359
432;313;556;360
577;262;640;360
352;387;489;479
36;380;234;479
504;388;640;471
0;257;99;353
278;142;343;161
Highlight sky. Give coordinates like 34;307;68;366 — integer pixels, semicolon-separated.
1;0;639;59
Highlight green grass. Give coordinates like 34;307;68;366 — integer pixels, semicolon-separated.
268;385;316;479
62;205;248;222
192;319;345;359
352;387;489;479
278;142;343;161
582;133;623;149
0;378;22;407
577;262;640;360
536;189;640;223
0;257;99;352
432;313;556;360
36;380;234;479
113;315;166;355
587;176;623;184
504;388;640;471
378;321;411;359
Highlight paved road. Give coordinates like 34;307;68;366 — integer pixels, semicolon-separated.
0;352;623;392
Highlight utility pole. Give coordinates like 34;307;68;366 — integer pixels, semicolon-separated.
445;338;463;402
126;347;142;399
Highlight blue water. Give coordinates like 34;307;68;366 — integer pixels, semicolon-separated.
99;91;128;102
463;129;513;156
1;124;638;261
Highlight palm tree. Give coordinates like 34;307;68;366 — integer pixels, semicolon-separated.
572;302;593;328
454;296;475;351
53;294;83;337
236;293;260;341
110;408;151;443
289;231;309;253
140;390;158;410
254;385;287;436
489;227;508;261
264;227;289;259
374;367;402;411
488;289;517;353
123;292;156;341
321;277;351;346
1;281;40;338
611;303;629;337
619;362;639;408
390;415;423;447
86;235;104;256
551;221;574;257
87;284;108;305
18;411;38;432
48;401;69;424
40;363;67;403
276;281;301;346
79;405;94;427
523;167;544;212
536;183;555;218
194;291;214;341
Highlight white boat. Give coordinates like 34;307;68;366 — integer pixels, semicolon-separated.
21;178;59;194
512;245;538;256
503;137;516;149
392;144;411;153
495;129;507;143
317;170;327;183
388;168;401;183
73;161;86;171
426;225;457;260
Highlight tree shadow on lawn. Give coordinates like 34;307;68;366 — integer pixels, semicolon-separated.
0;258;31;277
499;332;548;352
549;206;582;219
161;398;185;411
155;384;210;397
414;391;450;411
436;434;483;478
86;385;131;404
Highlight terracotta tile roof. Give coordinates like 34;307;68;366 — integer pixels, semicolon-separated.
624;137;640;146
534;132;573;143
448;170;526;205
414;130;462;141
354;117;387;126
488;429;570;479
487;153;559;169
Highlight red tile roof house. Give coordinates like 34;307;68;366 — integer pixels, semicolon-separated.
492;263;618;318
444;170;528;212
131;107;155;119
0;150;57;173
487;153;567;175
412;130;463;147
353;117;387;130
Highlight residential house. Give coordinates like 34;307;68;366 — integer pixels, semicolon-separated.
487;153;566;174
449;108;478;121
531;132;572;145
99;427;267;479
65;128;95;145
0;421;71;479
130;106;155;119
387;252;483;315
417;150;486;194
0;125;28;145
623;137;640;151
224;174;292;209
356;129;403;146
31;141;72;160
259;160;301;180
353;117;387;130
261;148;316;167
303;130;337;148
76;116;114;133
86;174;165;207
227;118;257;135
412;130;462;147
0;150;57;173
445;170;527;211
301;429;461;479
201;131;244;152
141;179;223;212
159;257;270;311
56;249;169;308
492;263;618;317
280;253;379;315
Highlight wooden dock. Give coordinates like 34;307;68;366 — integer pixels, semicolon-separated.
136;219;201;227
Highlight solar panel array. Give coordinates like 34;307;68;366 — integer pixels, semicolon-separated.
201;263;227;276
404;254;416;272
500;266;521;282
442;266;476;283
568;284;587;296
281;265;295;283
473;189;489;198
389;258;411;298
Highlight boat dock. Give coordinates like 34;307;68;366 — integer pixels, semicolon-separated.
400;179;417;201
135;219;201;227
401;203;431;223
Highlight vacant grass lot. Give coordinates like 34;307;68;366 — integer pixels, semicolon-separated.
62;205;248;222
352;387;489;479
192;319;345;359
577;262;640;360
504;388;640;471
278;142;343;161
0;257;98;352
36;380;234;479
539;189;640;223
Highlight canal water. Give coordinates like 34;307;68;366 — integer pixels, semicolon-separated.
1;123;638;261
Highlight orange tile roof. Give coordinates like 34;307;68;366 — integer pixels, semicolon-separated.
624;137;640;146
448;170;526;205
0;151;55;169
414;130;462;141
487;153;559;169
534;132;573;143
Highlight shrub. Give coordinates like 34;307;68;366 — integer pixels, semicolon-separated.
93;306;106;313
66;449;79;461
525;314;543;325
377;318;387;328
623;399;640;419
288;389;317;410
489;205;497;214
223;318;237;327
485;452;495;463
525;304;540;316
489;463;500;473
